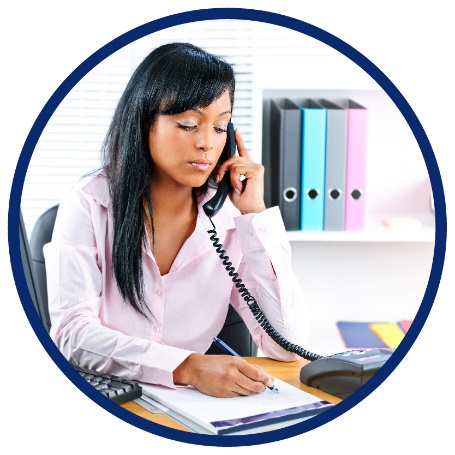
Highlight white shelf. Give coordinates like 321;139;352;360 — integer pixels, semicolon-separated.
286;211;435;243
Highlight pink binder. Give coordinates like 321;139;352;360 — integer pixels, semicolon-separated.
344;100;368;230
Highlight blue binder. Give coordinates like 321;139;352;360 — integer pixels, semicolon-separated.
298;99;327;231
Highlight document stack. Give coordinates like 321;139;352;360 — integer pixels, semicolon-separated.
136;378;333;435
266;98;368;232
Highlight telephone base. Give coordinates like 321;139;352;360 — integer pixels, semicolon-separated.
300;348;395;399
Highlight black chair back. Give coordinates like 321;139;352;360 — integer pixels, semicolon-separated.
29;204;59;333
206;305;258;357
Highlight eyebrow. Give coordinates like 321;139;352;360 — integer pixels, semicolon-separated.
190;108;232;117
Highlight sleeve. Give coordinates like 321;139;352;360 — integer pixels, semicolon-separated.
230;206;310;362
44;187;193;388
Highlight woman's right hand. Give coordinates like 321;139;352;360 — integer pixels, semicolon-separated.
173;353;275;398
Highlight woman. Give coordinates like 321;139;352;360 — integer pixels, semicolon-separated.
45;42;305;398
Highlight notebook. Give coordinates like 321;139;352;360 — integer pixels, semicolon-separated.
137;378;333;435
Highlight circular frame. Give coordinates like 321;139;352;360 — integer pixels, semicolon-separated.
8;7;446;447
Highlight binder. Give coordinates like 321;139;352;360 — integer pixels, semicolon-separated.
297;99;327;231
318;99;348;231
268;99;302;231
342;99;368;230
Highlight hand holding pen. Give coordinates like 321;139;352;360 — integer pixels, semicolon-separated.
213;337;279;393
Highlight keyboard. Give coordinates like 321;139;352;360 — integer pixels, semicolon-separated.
74;364;142;404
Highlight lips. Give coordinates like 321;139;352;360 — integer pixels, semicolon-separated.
189;160;212;171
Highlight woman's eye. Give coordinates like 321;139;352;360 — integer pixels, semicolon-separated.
214;127;227;134
177;123;197;131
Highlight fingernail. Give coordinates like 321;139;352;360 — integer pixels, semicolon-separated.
267;378;274;387
216;174;220;183
234;188;241;195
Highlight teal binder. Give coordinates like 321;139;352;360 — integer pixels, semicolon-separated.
298;99;327;231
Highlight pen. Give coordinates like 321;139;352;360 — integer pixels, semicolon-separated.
213;337;279;393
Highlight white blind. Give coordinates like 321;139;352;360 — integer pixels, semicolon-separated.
22;20;336;236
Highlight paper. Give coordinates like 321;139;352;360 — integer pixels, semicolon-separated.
139;378;332;435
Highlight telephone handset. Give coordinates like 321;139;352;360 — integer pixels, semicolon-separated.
203;123;392;397
202;121;236;219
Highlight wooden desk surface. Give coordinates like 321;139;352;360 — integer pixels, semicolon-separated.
121;357;342;432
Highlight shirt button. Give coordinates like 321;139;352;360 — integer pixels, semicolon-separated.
153;326;160;332
248;228;254;236
156;290;163;297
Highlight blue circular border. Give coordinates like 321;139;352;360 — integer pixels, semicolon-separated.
8;7;446;448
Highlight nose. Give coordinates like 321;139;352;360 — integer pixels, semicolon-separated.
195;126;214;152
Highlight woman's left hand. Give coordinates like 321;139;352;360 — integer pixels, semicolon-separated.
216;128;267;215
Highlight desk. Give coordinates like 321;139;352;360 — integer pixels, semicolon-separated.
121;357;342;432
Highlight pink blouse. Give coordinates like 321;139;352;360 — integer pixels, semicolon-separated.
44;172;304;388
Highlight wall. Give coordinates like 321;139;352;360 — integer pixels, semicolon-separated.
20;20;435;354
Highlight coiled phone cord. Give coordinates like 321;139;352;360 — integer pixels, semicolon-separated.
208;218;323;362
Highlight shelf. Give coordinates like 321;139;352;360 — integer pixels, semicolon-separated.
286;211;435;243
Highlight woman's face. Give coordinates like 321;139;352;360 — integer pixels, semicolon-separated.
148;90;232;189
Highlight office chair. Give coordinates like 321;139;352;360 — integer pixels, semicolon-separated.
206;306;258;356
29;204;59;333
27;204;258;356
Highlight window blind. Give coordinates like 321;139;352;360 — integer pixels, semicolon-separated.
21;20;336;236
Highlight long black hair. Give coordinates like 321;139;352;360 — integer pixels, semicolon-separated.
101;42;235;319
